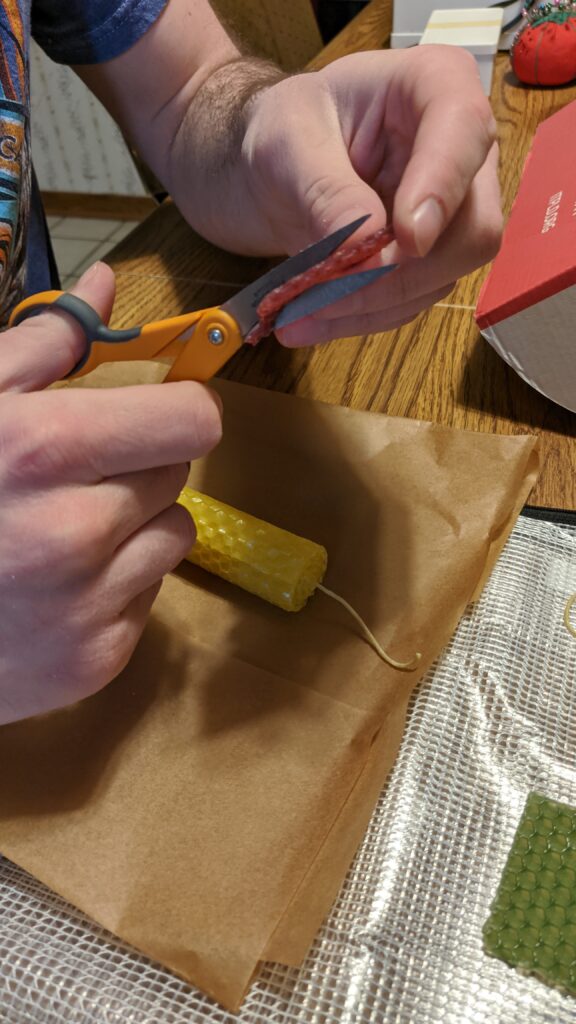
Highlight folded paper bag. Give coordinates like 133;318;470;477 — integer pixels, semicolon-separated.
0;369;539;1010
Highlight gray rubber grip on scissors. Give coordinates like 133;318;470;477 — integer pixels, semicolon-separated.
53;294;141;374
12;293;141;376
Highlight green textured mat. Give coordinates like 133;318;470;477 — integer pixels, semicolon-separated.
484;793;576;994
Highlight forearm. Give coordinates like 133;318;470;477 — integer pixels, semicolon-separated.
164;56;287;253
77;0;288;253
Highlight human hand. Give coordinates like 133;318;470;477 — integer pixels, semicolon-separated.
238;45;501;345
0;263;222;725
82;3;500;346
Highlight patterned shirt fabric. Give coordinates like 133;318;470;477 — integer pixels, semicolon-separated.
0;0;166;319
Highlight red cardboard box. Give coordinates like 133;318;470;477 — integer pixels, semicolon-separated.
475;100;576;413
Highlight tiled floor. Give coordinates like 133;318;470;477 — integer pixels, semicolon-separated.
47;216;141;289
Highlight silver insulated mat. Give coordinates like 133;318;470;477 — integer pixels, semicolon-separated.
1;513;575;1024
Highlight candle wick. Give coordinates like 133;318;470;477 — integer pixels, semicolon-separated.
316;584;421;671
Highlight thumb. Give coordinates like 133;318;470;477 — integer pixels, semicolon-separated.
0;261;116;393
300;152;388;246
277;95;388;245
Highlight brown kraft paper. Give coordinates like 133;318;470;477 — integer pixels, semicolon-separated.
0;368;539;1010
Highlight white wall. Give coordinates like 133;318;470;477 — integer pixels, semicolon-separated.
30;41;147;196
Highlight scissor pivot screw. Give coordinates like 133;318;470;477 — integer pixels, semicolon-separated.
208;327;225;346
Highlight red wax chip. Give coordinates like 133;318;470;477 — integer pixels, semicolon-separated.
246;227;394;345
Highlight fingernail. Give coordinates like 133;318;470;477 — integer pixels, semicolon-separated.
411;197;444;257
204;386;224;448
75;261;105;285
206;386;223;417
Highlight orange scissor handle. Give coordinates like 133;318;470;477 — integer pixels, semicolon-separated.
9;292;243;382
9;289;65;324
163;308;243;383
77;309;205;379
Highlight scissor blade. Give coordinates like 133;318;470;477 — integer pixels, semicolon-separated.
274;264;397;329
221;215;371;338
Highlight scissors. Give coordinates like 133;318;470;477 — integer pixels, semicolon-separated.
8;215;396;383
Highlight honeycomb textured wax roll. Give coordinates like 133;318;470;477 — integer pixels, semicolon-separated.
483;792;576;994
177;487;327;612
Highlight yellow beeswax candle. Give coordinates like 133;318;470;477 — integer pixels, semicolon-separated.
178;487;421;670
178;486;327;612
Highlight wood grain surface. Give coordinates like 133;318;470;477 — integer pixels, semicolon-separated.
105;1;576;510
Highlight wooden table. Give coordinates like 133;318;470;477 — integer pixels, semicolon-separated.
106;0;576;511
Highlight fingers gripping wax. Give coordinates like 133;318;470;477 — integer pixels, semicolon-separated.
177;487;327;612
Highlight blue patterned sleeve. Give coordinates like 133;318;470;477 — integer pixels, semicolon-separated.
32;0;169;65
